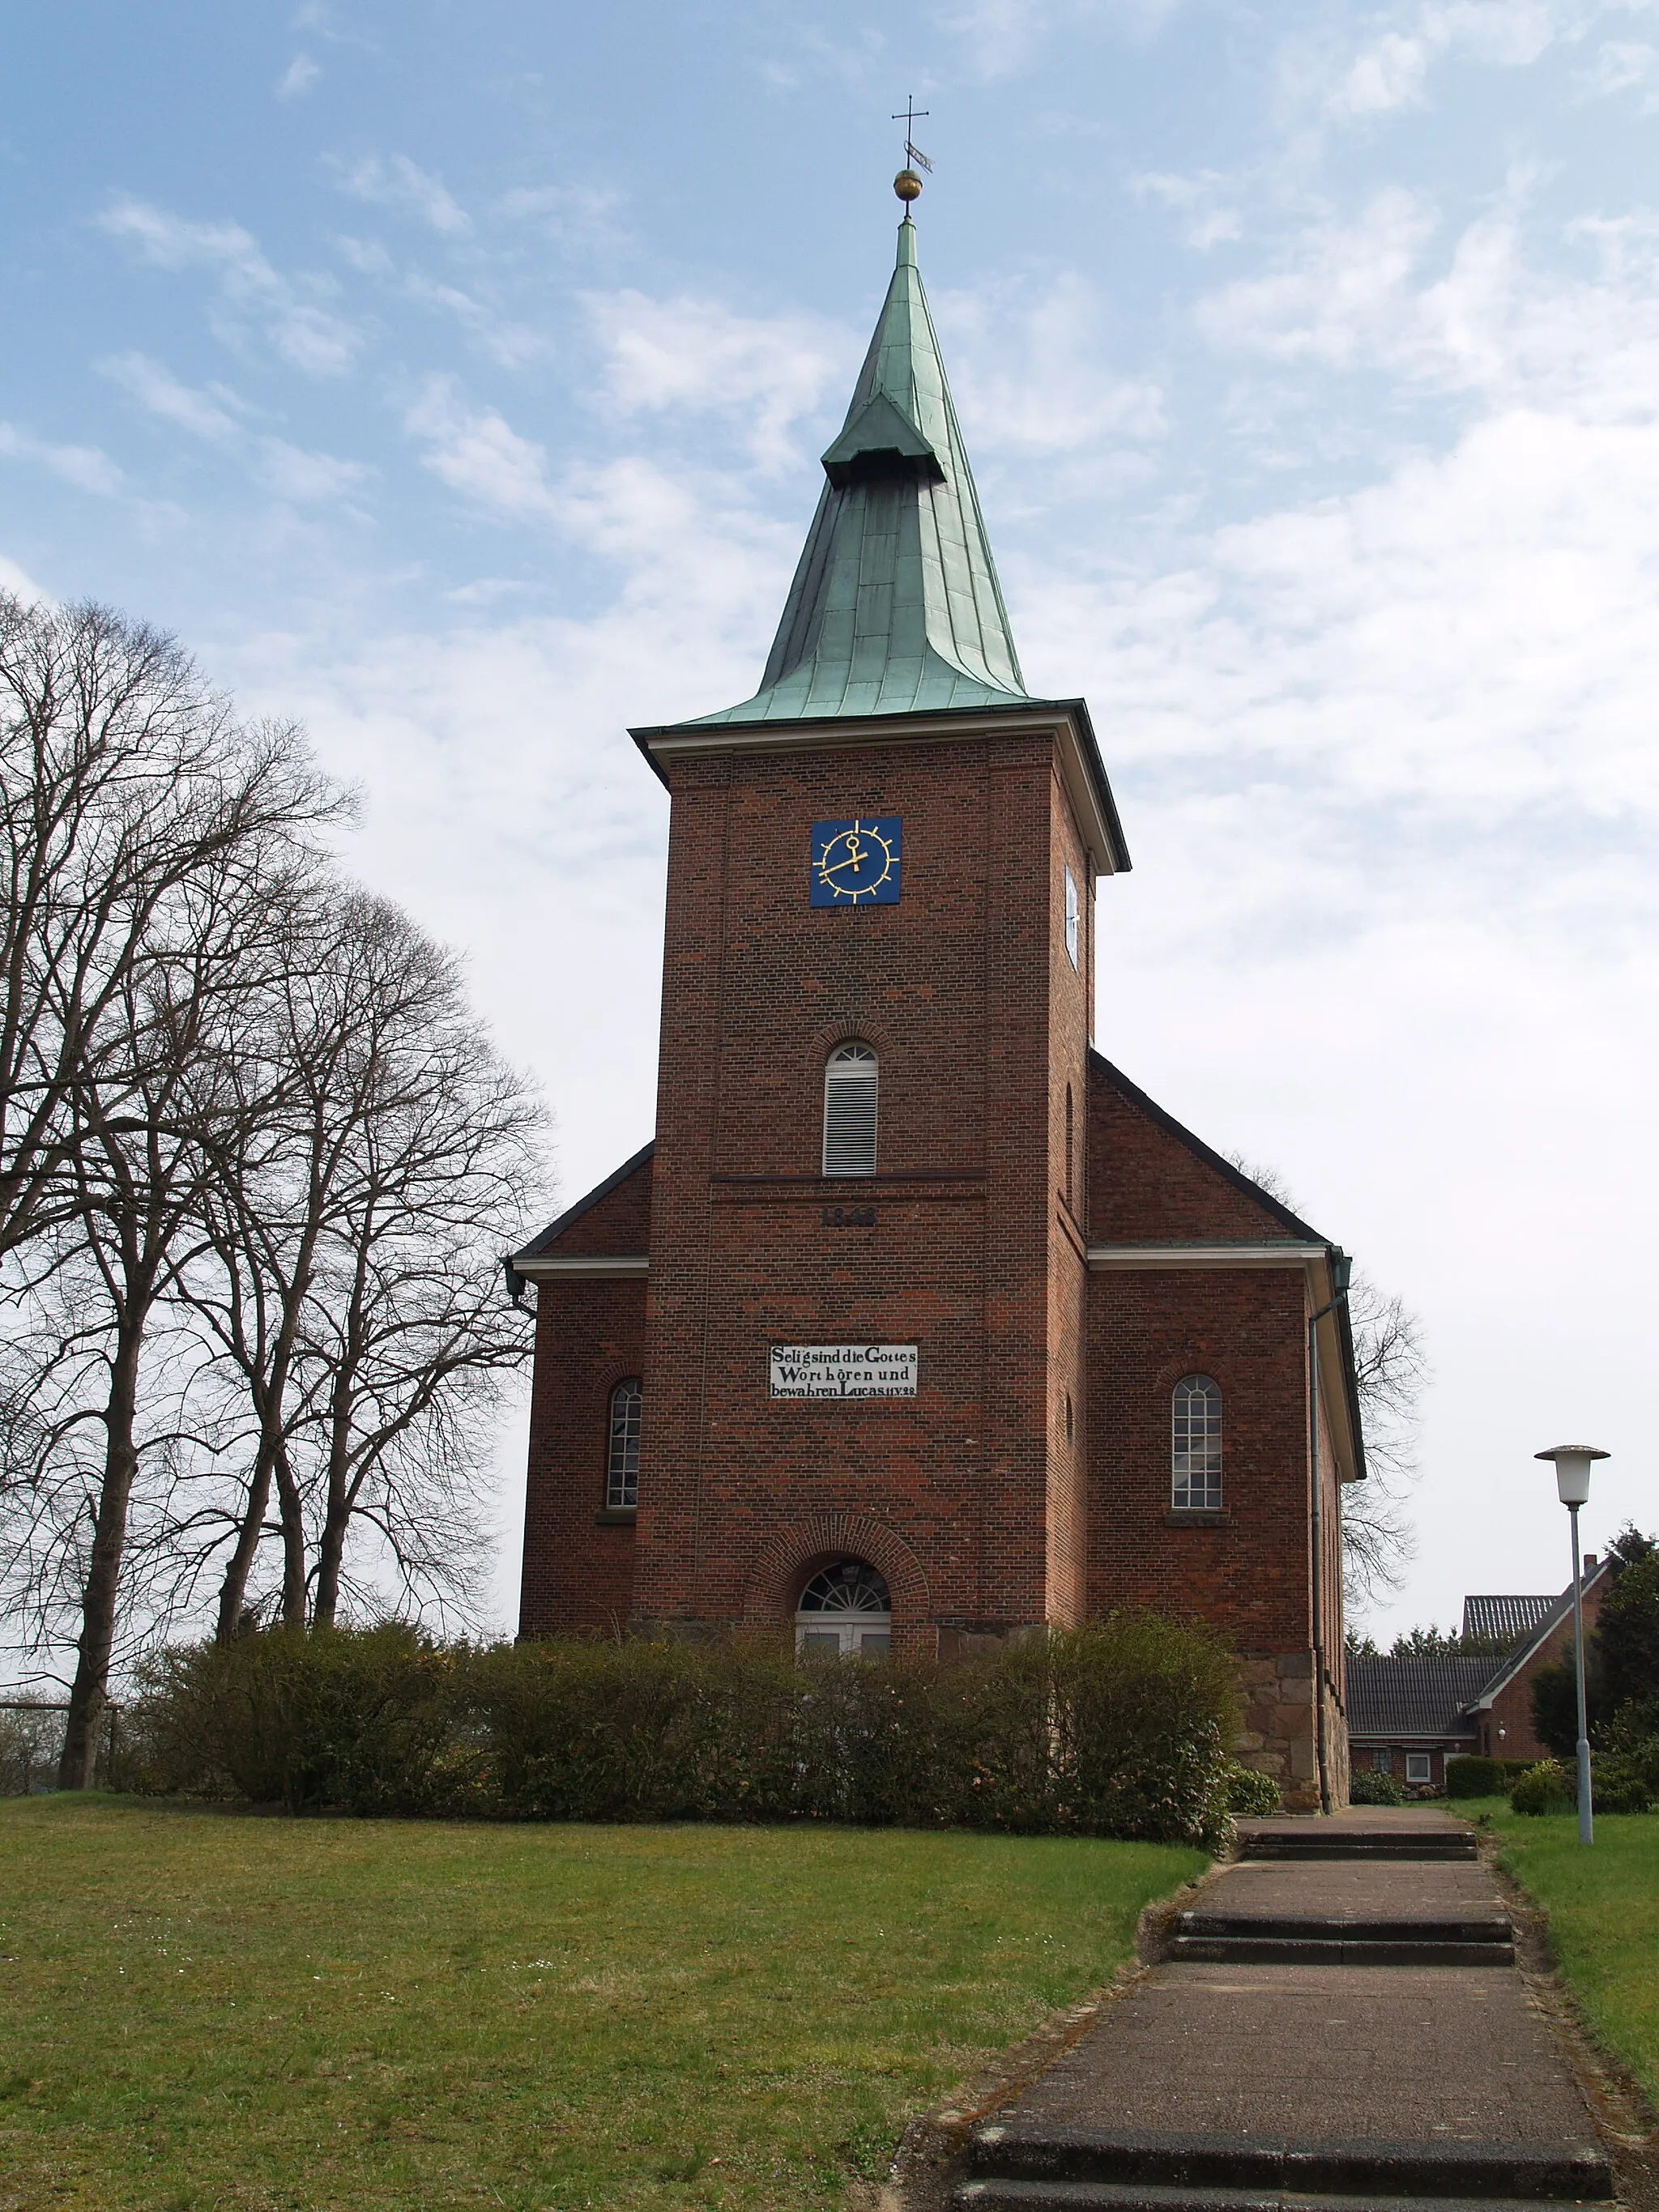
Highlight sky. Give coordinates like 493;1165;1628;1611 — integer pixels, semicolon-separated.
3;0;1657;1643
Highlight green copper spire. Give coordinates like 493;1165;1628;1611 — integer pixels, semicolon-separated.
687;215;1030;725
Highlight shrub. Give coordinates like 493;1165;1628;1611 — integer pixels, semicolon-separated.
1350;1767;1407;1805
1446;1755;1506;1796
1510;1760;1572;1815
123;1613;1240;1849
1223;1762;1282;1814
1592;1698;1659;1814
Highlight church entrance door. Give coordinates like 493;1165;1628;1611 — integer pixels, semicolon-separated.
795;1561;892;1657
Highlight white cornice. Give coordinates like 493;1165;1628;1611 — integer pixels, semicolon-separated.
641;705;1126;879
1087;1242;1326;1269
516;1254;649;1281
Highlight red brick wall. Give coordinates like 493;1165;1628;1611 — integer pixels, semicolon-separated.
518;1275;647;1636
629;724;1089;1642
1085;1267;1311;1653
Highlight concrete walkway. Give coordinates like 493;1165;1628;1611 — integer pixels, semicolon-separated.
955;1809;1614;2212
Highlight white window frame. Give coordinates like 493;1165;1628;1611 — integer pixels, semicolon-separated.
795;1562;892;1658
1171;1375;1222;1511
1405;1751;1432;1784
606;1378;642;1510
1064;865;1080;970
823;1041;878;1177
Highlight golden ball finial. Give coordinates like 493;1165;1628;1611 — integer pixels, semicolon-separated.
894;168;923;203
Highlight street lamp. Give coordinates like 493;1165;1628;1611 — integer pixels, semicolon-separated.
1533;1444;1610;1847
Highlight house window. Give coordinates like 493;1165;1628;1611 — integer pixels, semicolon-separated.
823;1042;878;1176
1371;1748;1392;1774
1064;866;1079;969
1171;1375;1222;1510
795;1561;891;1657
606;1378;642;1510
1405;1752;1431;1784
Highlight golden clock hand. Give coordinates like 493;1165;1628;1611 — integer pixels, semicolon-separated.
820;851;864;876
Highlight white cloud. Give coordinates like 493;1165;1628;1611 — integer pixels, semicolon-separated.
403;274;552;369
254;438;374;503
335;154;471;237
1196;188;1439;365
936;273;1166;454
584;291;846;468
495;182;623;254
0;423;125;497
1580;38;1659;100
1132;171;1243;249
936;0;1183;81
1328;2;1572;118
98;198;360;377
276;53;321;100
95;350;369;505
97;352;241;445
403;376;559;519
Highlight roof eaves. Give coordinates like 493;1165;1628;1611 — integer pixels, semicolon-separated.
630;696;1132;875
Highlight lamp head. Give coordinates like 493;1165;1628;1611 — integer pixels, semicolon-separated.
1534;1444;1609;1507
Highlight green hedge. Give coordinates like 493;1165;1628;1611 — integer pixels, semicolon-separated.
1445;1754;1533;1797
119;1614;1243;1850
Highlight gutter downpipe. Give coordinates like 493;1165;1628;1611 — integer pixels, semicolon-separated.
1307;1251;1353;1818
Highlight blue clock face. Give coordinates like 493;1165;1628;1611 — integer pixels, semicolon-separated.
811;816;902;906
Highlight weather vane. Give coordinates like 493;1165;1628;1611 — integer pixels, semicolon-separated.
892;96;932;205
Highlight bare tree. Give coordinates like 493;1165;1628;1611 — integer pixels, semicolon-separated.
168;897;545;1634
301;929;543;1628
1221;1152;1428;1606
1341;1275;1429;1608
49;812;332;1784
0;595;344;1782
0;595;342;1261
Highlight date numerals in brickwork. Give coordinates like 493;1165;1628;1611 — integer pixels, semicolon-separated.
822;1204;876;1227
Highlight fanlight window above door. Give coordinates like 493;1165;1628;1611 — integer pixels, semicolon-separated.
795;1560;891;1658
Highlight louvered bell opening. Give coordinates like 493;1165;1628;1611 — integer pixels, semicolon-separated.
823;1050;878;1177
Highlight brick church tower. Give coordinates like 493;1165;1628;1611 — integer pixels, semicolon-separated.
511;202;1366;1810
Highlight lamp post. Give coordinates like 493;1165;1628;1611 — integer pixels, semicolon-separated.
1533;1445;1609;1848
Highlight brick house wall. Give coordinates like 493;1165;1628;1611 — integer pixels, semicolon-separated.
1474;1566;1611;1762
516;1155;652;1639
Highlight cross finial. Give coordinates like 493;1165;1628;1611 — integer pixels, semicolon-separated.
891;96;932;204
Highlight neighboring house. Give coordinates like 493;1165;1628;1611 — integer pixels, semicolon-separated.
1350;1555;1615;1787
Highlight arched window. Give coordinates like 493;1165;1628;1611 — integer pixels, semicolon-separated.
823;1042;878;1177
606;1378;642;1510
1171;1375;1222;1511
795;1560;891;1657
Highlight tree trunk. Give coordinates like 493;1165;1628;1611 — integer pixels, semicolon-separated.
309;1383;356;1630
273;1441;308;1629
213;1452;274;1641
58;1318;144;1788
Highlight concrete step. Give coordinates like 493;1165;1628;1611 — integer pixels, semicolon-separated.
960;2126;1614;2205
1236;1832;1478;1863
1167;1937;1516;1967
954;2185;1610;2212
1168;1912;1515;1967
1176;1914;1512;1944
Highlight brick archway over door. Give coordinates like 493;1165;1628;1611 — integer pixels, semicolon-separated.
743;1515;930;1627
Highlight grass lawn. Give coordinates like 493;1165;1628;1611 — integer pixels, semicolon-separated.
0;1796;1205;2212
1450;1799;1659;2112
